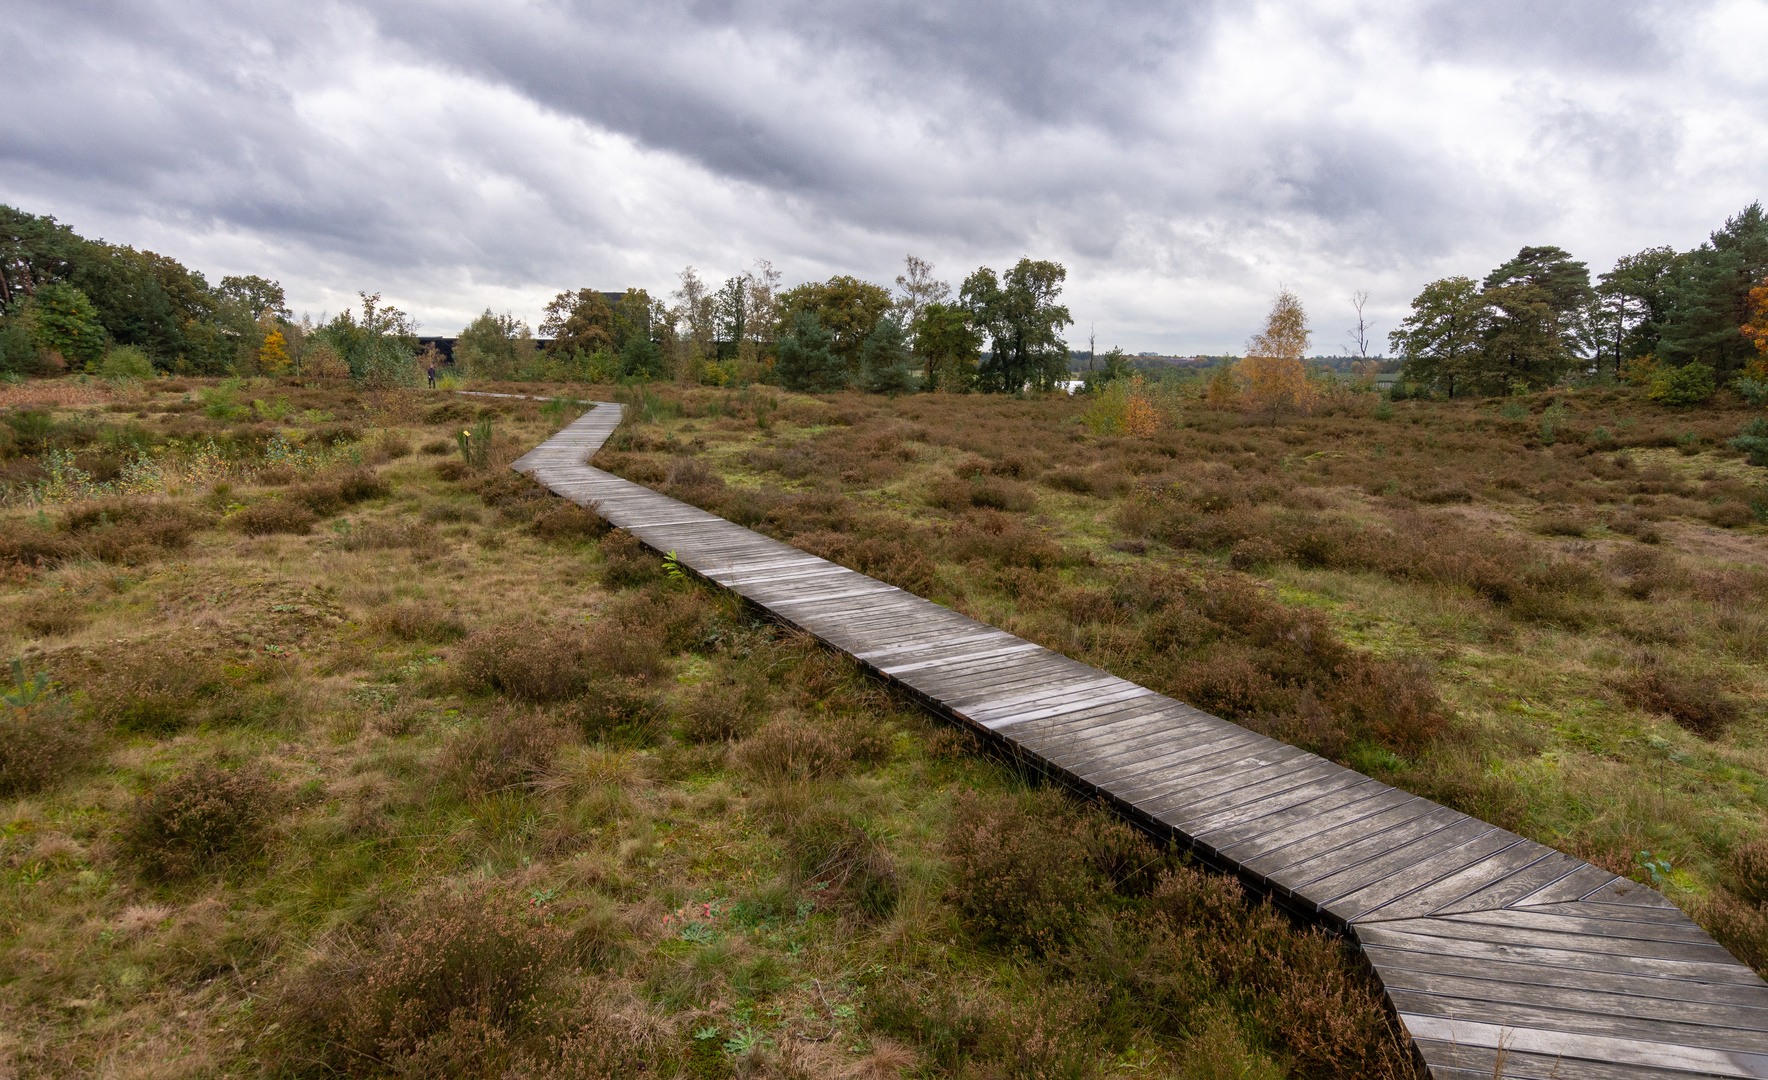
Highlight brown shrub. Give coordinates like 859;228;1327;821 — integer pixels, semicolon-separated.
732;718;849;781
944;788;1152;957
420;502;480;524
1616;658;1741;738
529;501;607;542
435;707;572;799
421;439;451;455
377;433;413;459
455;618;669;702
54;499;209;561
677;678;766;743
598;529;661;588
786;810;899;917
1698;891;1768;973
372;600;467;643
18;593;87;637
946;510;1067;569
80;640;228;734
233;498;319;536
434;459;467;481
559;677;665;742
0;697;90;795
291;468;391;516
120;759;277;878
277;885;575;1076
929;474;1036;513
1727;839;1768;906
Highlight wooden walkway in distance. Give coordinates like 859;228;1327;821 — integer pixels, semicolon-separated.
513;403;1768;1080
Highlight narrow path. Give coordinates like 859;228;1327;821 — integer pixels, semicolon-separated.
515;403;1768;1080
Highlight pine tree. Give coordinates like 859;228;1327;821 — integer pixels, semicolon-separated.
774;312;846;393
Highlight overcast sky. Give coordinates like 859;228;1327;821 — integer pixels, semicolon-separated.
3;1;1765;354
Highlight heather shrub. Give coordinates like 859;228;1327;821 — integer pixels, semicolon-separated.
676;678;766;743
946;510;1067;569
0;690;89;795
455;618;668;703
372;599;467;643
435;707;572;799
120;759;277;878
278;885;577;1077
1728;838;1768;906
233;497;319;536
559;677;665;742
80;641;228;734
59;499;208;560
794;530;937;594
18;592;87;637
529;501;606;542
943;787;1148;957
733;718;849;781
786;810;900;917
598;529;660;588
1615;656;1741;738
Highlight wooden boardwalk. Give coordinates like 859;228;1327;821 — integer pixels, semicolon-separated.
514;403;1768;1079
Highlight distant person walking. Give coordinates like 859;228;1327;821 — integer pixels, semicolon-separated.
426;361;437;389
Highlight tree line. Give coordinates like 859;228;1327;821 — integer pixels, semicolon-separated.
1390;203;1768;405
0;205;426;386
459;255;1077;394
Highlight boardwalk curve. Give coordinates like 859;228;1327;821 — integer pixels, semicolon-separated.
515;402;1768;1079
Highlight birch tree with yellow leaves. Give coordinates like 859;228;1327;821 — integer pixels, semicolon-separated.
1240;288;1317;424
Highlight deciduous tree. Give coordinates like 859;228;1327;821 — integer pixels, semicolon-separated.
963;258;1072;393
894;255;951;342
1390;277;1484;397
540;289;614;357
776;275;894;379
910;302;981;391
1240;288;1316;423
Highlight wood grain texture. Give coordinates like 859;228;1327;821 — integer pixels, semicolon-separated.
517;403;1768;1079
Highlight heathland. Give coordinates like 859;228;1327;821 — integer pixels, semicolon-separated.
1;376;1429;1079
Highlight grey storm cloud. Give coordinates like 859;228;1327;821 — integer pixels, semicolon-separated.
1;0;1763;351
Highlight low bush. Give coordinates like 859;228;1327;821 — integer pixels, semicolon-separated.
372;599;467;643
1615;657;1741;738
455;618;669;702
18;593;88;637
559;676;664;742
598;529;661;588
529;501;606;542
794;530;936;594
233;498;319;536
435;707;572;799
943;787;1149;957
786;810;900;917
676;678;766;743
79;640;229;734
48;499;209;562
732;718;849;781
120;759;277;879
0;693;89;796
275;885;595;1077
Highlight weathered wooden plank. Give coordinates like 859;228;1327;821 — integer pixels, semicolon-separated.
1379;965;1768;1036
1350;840;1560;924
1357;923;1768;987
